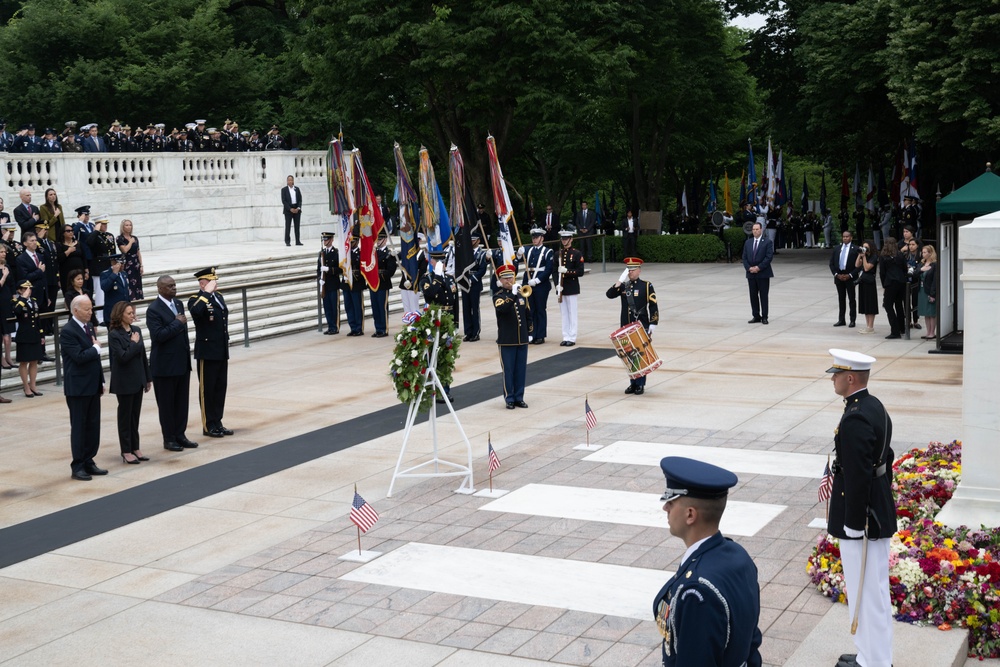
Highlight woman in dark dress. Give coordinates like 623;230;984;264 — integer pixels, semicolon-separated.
854;240;879;334
64;269;99;329
879;237;908;340
918;244;938;339
0;244;16;371
57;223;86;295
116;219;144;299
108;301;151;463
12;281;44;397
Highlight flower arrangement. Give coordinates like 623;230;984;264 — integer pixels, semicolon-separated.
388;306;460;412
807;440;1000;658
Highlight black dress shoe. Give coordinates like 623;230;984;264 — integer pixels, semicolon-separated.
348;331;362;336
467;335;479;342
514;401;529;408
71;470;92;481
295;242;304;246
624;386;636;394
531;338;543;344
565;341;575;346
848;322;856;328
40;355;54;362
748;318;761;324
911;321;921;329
323;331;334;335
218;427;234;436
885;333;901;339
633;387;645;395
833;321;846;327
164;441;184;451
203;428;225;438
506;402;516;410
85;465;108;476
178;437;200;448
559;341;569;346
761;318;768;325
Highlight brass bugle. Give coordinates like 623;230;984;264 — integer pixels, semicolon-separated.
519;284;533;298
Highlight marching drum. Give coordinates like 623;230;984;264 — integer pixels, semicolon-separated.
609;322;661;379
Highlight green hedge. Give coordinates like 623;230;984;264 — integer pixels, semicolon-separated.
597;234;726;263
722;227;749;252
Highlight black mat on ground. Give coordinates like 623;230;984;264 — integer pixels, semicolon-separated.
0;346;615;569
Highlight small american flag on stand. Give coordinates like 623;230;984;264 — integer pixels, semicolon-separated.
585;398;598;430
350;491;380;533
488;438;501;473
818;460;833;502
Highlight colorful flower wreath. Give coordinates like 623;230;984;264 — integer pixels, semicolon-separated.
388;306;460;412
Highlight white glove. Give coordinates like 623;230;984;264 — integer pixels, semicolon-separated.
516;246;525;258
320;266;329;272
618;268;629;283
434;261;445;276
528;335;533;343
555;285;563;295
318;279;323;288
404;280;412;289
558;266;568;274
648;325;657;335
844;526;864;538
528;278;539;287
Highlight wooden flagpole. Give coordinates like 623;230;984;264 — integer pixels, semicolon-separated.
586;394;590;448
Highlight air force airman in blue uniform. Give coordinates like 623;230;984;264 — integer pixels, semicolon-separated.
653;457;763;667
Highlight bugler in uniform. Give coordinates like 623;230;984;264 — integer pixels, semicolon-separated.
653;457;763;667
493;264;531;409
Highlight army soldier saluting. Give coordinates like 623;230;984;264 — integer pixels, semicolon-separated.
494;264;531;410
606;257;658;395
825;349;896;667
653;456;763;667
188;267;233;439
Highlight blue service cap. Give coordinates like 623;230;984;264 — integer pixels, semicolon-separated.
659;456;738;502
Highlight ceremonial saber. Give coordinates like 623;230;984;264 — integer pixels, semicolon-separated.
851;516;869;635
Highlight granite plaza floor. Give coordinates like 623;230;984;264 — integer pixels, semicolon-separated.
0;245;984;666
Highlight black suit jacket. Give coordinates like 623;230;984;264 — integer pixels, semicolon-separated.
575;209;596;233
281;186;303;214
742;236;774;279
15;250;46;289
829;243;861;278
14;204;40;234
60;319;104;396
109;325;152;394
146;297;192;377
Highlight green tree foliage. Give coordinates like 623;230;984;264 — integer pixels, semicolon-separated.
0;0;271;129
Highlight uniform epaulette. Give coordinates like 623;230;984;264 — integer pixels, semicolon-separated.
196;295;210;304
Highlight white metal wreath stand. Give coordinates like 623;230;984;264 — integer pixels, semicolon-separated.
387;323;475;497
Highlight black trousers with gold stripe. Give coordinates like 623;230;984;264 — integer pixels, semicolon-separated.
197;358;228;432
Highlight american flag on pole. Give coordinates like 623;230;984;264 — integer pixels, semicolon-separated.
488;438;501;473
818;461;833;502
350;491;379;533
585;399;598;430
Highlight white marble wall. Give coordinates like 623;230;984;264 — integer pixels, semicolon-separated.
936;211;1000;529
2;151;328;250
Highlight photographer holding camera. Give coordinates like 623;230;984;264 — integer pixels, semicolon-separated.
878;237;908;339
854;241;879;333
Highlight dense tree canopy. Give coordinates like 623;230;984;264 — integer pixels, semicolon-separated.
2;0;997;213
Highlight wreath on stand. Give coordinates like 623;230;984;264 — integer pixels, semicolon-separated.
388;306;461;412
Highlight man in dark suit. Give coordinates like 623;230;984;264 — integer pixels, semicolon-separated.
82;124;108;152
825;349;896;667
14;188;40;234
99;255;130;325
281;175;303;246
147;275;198;452
621;209;639;259
541;204;559;244
830;230;861;327
574;200;597;262
375;194;394;235
61;295;107;480
188;267;232;438
742;221;774;324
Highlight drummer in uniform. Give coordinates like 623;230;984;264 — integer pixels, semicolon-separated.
606;257;658;395
494;264;531;410
653;456;763;667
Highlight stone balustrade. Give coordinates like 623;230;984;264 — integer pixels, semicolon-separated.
2;151;328;250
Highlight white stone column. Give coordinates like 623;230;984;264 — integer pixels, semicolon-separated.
936;211;1000;529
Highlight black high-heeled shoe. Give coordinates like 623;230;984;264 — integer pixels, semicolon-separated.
1;362;13;370
135;453;149;461
121;453;140;465
30;389;43;397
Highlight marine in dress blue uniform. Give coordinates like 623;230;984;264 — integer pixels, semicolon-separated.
826;349;896;667
521;227;553;344
494;265;531;409
606;257;659;394
461;232;488;342
318;232;341;334
653;457;763;667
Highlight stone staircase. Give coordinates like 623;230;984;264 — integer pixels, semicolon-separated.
0;251;412;393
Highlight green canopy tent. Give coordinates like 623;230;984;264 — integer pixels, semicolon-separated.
933;169;1000;352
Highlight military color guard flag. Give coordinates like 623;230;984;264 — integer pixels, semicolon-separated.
350;491;380;533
